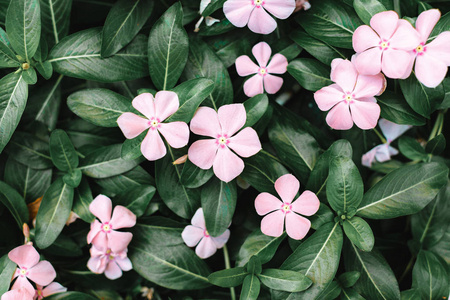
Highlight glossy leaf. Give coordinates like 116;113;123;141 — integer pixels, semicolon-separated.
0;180;29;228
114;185;156;217
5;131;52;169
377;91;426;126
95;165;154;195
353;0;386;25
425;134;446;155
288;58;332;92
240;274;260;300
343;216;375;252
45;292;97;300
72;178;95;223
49;129;79;172
44;233;82;257
236;230;286;267
315;281;342;300
429;11;450;41
259;269;312;292
208;267;248;287
338;271;361;288
243;94;269;128
180;158;214;189
398;136;428;161
0;254;16;294
0;27;20;68
40;0;72;46
412;250;449;300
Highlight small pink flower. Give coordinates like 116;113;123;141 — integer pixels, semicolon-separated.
181;208;230;259
8;245;56;296
352;11;421;79
314;58;385;130
223;0;295;34
117;92;190;161
87;195;136;253
236;42;288;97
255;174;320;240
87;246;132;280
362;119;411;167
188;104;262;182
1;288;33;300
35;282;67;299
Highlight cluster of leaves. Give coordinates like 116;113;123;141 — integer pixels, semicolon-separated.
0;0;449;299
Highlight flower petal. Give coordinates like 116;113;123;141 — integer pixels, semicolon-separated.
389;19;421;50
42;282;67;297
291;191;320;216
353;25;380;52
87;256;107;274
223;0;254;28
252;42;272;67
379;118;411;142
132;93;155;119
255;192;282;215
91;231;108;252
370;11;399;40
154;91;179;121
89;195;112;224
263;74;284;94
381;48;414;79
117;113;149;139
213;147;245;183
285;213;311;240
350;100;380;130
115;256;133;272
211;229;230;248
105;261;123;280
110;206;136;230
267;54;288;74
374;144;391;162
388;145;399;156
354;47;382;75
326;101;353;130
192;208;206;228
244;74;264;97
236;55;259;76
188;139;218;170
11;276;35;296
87;220;102;244
218;103;246;137
416;9;441;41
228;127;261;158
190;107;221;138
141;128;166;161
27;261;56;286
195;237;217;259
158;122;190;148
353;74;384;98
1;288;33;300
248;7;277;35
108;231;133;253
362;146;378;167
275;174;299;204
314;84;345;111
182;225;204;247
263;0;295;19
414;53;448;88
330;60;358;92
260;210;285;237
426;31;450;65
8;245;40;269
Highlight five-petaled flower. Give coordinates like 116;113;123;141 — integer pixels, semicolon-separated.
182;208;230;259
35;282;67;299
314;58;385;130
352;11;421;79
223;0;295;34
236;42;288;97
117;92;190;161
87;246;132;280
87;195;137;253
255;174;320;239
188;104;262;182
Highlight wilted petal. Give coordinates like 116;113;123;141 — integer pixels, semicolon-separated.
218;104;246;137
105;261;123;280
117;113;149;139
370;11;399;40
223;0;254;27
188;139;218;170
314;84;345;111
154;91;179;121
291;191;320;216
182;225;204;247
252;42;272;67
389;19;421;50
260;210;285;237
350;100;380;130
382;48;414;79
8;245;40;269
326;102;353;130
379;118;411;142
266;54;288;74
89;195;112;224
108;231;133;253
248;7;277;35
132;93;155;119
190;107;222;138
244;74;264;97
353;25;380;52
158;122;190;148
255;192;282;215
263;74;284;94
211;229;230;248
416;9;441;41
213;147;245;182
285;213;311;240
228;127;261;158
110;206;136;230
236;55;259;76
275;174;299;204
42;282;67;297
195;237;217;259
141;129;166;161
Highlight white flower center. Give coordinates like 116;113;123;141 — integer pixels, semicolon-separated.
343;92;355;104
19;268;28;277
204;230;210;237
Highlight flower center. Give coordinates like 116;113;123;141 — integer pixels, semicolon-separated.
204;230;210;237
102;222;112;233
109;255;115;260
148;117;160;130
414;43;426;56
259;67;267;76
281;203;292;214
253;0;264;7
379;40;390;51
19;268;28;277
37;289;43;299
343;92;355;104
216;134;230;148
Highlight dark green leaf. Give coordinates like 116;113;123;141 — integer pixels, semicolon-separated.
246;256;262;275
40;0;72;47
401;289;421;300
343;216;374;252
243;94;268;128
0;27;20;68
310;203;335;230
114;185;156;217
45;292;97;300
316;281;342;300
180;158;214;189
338;271;361;288
426;134;446;155
341;288;365;300
398;136;428;161
377;91;426;126
208;267;248;287
0;254;16;294
95;165;155;195
72;177;95;223
49;129;79;172
121;131;144;160
240;274;260;300
35;60;53;79
259;269;312;292
429;11;450;41
22;67;37;84
0;180;29;228
353;0;386;25
5;132;52;169
412;250;449;300
201;0;226;16
288;58;332;92
44;233;82;257
63;169;82;188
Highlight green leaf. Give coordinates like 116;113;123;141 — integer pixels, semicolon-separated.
201;177;237;237
0;180;29;228
95;165;154;195
240;274;260;300
67;88;132;127
243;94;268;128
121;131;144;160
341;288;366;300
326;156;364;214
208;267;248;287
429;11;450;41
0;254;16;295
201;0;226;16
49;129;79;172
45;292;97;300
412;250;449;300
310;203;335;230
180;158;214;189
35;178;74;248
101;0;153;57
316;281;342;300
338;271;361;288
63;169;82;188
5;131;52;169
0;72;28;154
246;256;262;275
356;163;448;219
114;185;156;217
377;91;426;126
148;2;188;90
72;177;95;223
0;27;20;68
288;58;332;92
259;269;312;293
398;136;428;161
425;134;446;156
207;32;253;67
48;28;147;82
5;0;41;60
401;289;421;300
343;216;374;252
353;0;386;25
40;0;72;47
44;233;82;257
35;60;53;79
22;67;37;84
344;242;400;300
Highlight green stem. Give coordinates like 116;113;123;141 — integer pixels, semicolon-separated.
373;128;387;144
223;245;236;300
399;255;415;284
428;111;444;141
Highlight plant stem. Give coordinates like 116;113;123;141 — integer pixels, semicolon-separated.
223;245;236;300
373;128;387;144
399;255;415;284
428;111;444;141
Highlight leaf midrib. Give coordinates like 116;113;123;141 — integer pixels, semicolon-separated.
305;222;339;276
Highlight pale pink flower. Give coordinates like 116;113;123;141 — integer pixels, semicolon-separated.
223;0;295;34
117;92;190;161
87;246;132;280
362;119;411;167
8;245;56;296
255;174;320;240
1;288;33;300
34;282;67;299
188;104;262;182
314;58;385;130
181;208;230;259
352;11;421;79
87;195;136;253
402;9;450;87
294;0;310;12
236;42;288;97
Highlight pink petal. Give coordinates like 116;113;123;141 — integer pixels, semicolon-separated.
314;84;345;111
8;245;40;269
132;93;155;119
291;191;320;216
353;74;384;98
244;74;264;97
117;113;149;139
350;100;380;130
326;101;353;130
108;231;133;253
11;276;35;296
213;147;244;183
87;256;107;274
330;60;358;92
388;145;399;156
218;103;246;137
362;147;378;167
182;225;204;247
415;53;448;88
354;47;382;75
353;25;380;53
416;9;441;41
158;122;190;148
275;174;299;203
211;229;230;248
195;237;217;259
255;192;282;215
1;288;33;300
400;51;416;80
331;58;345;72
374;144;391;162
42;282;67;297
425;31;450;65
370;11;399;40
110;206;136;229
252;42;272;67
141;128;166;161
91;231;108;252
223;0;254;27
235;55;259;76
115;256;133;272
154;91;179;121
87;220;102;244
190;107;221;138
228;127;261;158
248;7;277;35
285;213;311;240
105;261;123;280
379;119;411;142
191;208;206;228
266;54;288;74
263;0;295;19
89;195;112;224
188;139;218;170
381;48;414;79
389;19;421;51
26;261;56;286
263;74;284;94
260;210;285;237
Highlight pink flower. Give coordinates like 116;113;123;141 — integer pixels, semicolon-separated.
117;92;190;161
87;246;132;280
1;288;33;300
8;245;56;296
87;195;136;253
181;208;230;259
34;282;67;299
223;0;295;34
362;119;411;167
188;104;262;182
352;11;421;79
236;42;288;97
255;174;320;240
